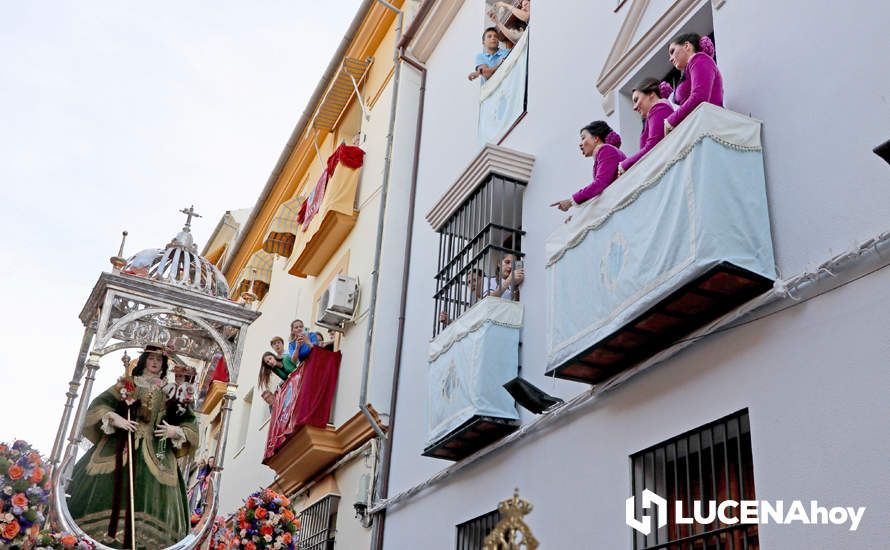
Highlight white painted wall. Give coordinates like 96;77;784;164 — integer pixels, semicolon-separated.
382;0;890;547
218;255;302;513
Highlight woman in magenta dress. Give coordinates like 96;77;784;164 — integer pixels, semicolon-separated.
618;78;675;174
551;121;626;212
664;33;722;133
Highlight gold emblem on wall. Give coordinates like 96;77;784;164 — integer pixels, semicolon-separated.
482;488;539;549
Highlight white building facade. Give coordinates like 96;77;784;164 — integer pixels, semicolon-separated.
374;1;890;549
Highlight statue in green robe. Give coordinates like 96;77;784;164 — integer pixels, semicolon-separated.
67;347;199;550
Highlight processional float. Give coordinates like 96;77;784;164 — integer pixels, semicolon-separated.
47;207;260;549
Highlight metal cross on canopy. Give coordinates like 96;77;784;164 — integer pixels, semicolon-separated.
180;205;202;229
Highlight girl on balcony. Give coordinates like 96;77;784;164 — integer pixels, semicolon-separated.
258;347;300;406
618;78;675;175
551;121;626;211
664;33;722;133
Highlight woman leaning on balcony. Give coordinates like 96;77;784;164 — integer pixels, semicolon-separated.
551;121;626;212
617;78;675;175
664;33;723;134
258;351;294;405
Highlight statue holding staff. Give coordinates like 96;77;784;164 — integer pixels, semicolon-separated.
67;345;198;549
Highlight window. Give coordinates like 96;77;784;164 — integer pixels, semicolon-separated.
433;175;526;336
298;494;340;550
456;509;500;550
630;410;758;550
614;5;715;151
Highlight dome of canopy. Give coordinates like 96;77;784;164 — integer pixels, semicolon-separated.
122;207;230;298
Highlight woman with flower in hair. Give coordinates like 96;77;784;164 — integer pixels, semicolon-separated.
618;78;675;175
551;120;626;211
664;32;722;133
67;346;198;549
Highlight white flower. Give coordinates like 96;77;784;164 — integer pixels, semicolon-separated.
264;534;273;542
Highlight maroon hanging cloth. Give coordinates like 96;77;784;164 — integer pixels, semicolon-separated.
291;348;341;427
263;348;341;460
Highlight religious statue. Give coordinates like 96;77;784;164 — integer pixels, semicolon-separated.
66;345;199;549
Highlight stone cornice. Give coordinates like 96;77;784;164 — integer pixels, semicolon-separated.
408;0;466;63
425;144;535;231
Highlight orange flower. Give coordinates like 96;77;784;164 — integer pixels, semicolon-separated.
7;464;24;480
2;519;21;541
279;496;290;507
281;509;294;522
282;532;292;544
244;542;256;550
254;507;267;520
11;493;28;508
29;467;44;484
60;534;78;548
293;516;301;530
27;452;42;466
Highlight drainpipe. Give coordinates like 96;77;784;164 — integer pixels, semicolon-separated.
359;0;404;443
369;45;427;550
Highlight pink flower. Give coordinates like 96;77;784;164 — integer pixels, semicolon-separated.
699;35;715;57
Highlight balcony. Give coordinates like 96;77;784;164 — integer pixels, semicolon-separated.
545;104;776;384
286;144;365;278
423;297;522;461
478;30;528;146
262;347;379;492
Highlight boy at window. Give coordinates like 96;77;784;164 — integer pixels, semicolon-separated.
468;27;511;82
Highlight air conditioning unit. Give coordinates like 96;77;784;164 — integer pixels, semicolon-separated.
316;275;359;332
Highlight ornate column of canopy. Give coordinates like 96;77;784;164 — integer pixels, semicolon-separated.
49;207;260;550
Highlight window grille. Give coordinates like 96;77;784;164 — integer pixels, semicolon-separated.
297;494;339;550
433;175;526;336
630;410;758;550
456;509;500;550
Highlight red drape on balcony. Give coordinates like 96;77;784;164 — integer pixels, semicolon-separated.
326;143;365;176
263;348;341;460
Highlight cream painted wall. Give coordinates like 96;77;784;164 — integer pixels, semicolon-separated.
218;254;304;514
215;12;411;532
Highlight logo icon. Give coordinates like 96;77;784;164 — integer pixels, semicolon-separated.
626;489;668;535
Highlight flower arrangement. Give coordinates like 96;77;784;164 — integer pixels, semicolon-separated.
115;376;137;405
29;531;96;549
0;440;51;547
208;515;233;550
230;489;301;550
